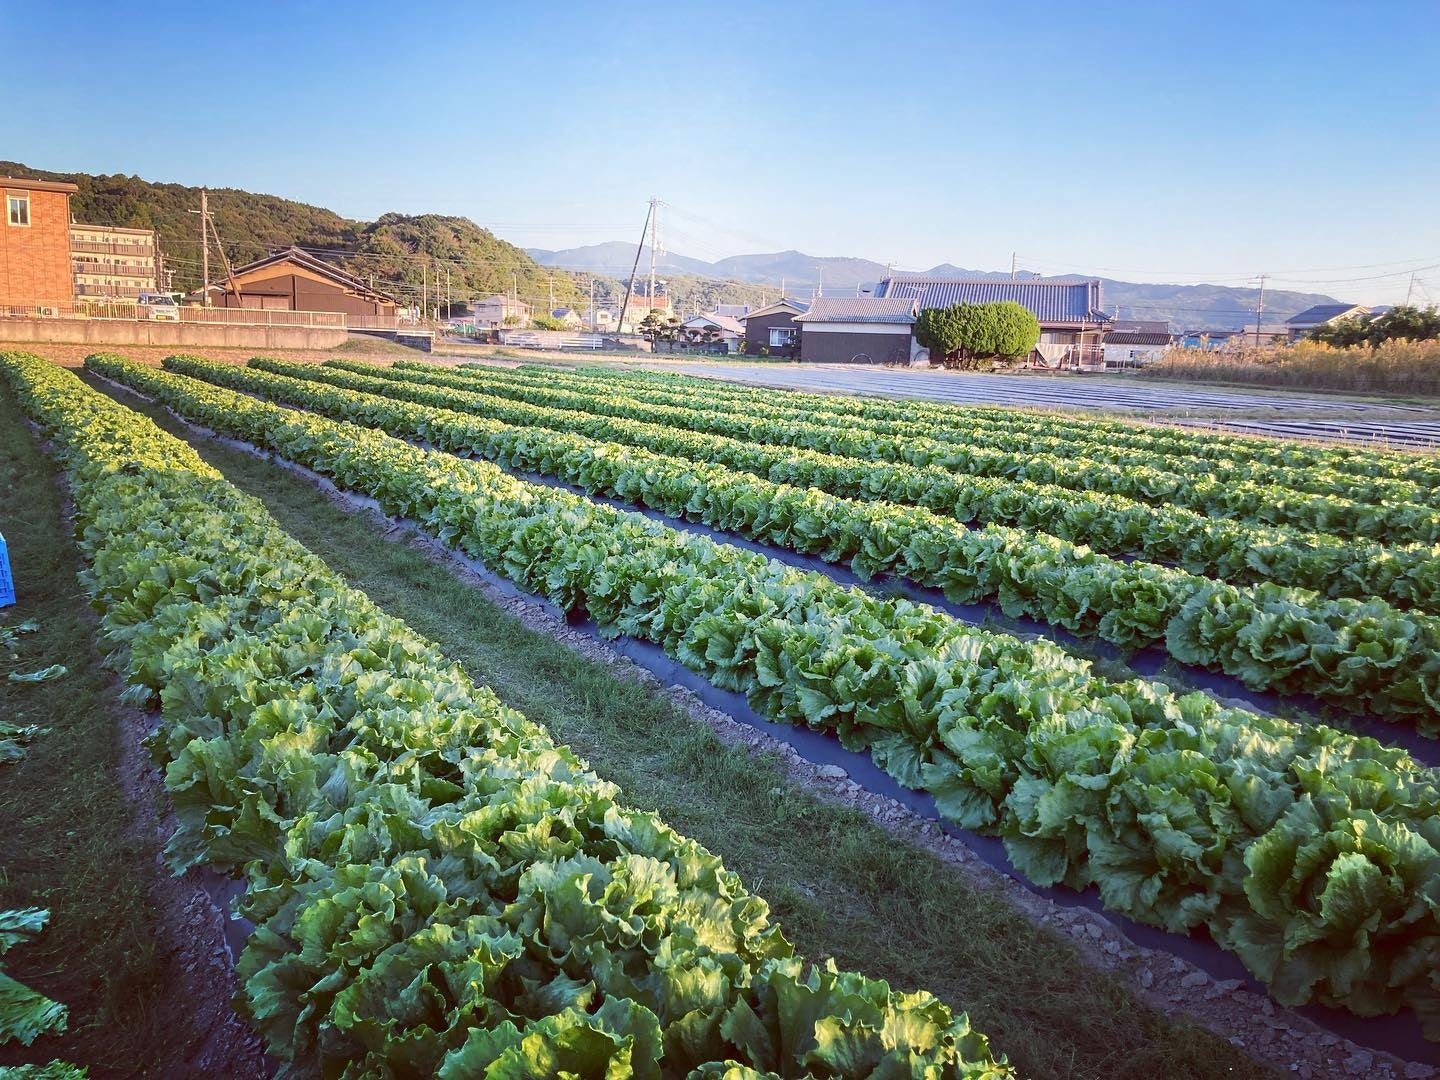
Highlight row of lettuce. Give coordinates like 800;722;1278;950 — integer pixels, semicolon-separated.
419;360;1430;510
154;353;1440;735
87;352;1440;1036
325;359;1440;546
249;357;1440;617
546;361;1440;489
1;351;1011;1078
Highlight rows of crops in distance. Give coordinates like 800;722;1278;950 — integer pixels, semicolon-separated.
161;353;1440;735
91;354;1440;1037
425;361;1431;509
1;352;1013;1078
546;362;1440;487
325;359;1438;546
256;358;1440;615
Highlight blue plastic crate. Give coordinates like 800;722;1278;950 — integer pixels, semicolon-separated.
0;531;14;608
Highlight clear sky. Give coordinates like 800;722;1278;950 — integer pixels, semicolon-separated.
7;0;1438;304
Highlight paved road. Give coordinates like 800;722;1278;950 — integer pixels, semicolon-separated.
633;362;1438;449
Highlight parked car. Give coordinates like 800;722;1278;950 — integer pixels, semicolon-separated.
137;292;181;321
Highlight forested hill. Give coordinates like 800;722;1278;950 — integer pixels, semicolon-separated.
0;162;578;309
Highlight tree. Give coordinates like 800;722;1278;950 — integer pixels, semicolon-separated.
1310;315;1369;347
638;310;666;344
917;301;1040;368
638;311;682;349
533;313;567;331
914;306;965;365
1310;305;1440;347
973;301;1041;360
1368;305;1440;345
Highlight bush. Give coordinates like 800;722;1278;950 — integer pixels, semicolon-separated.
917;302;1041;369
533;314;567;331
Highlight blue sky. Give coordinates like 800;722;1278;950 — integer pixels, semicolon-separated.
7;0;1438;303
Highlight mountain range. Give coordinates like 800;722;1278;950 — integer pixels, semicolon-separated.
528;244;1339;331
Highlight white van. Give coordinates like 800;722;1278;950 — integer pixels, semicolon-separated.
138;292;181;321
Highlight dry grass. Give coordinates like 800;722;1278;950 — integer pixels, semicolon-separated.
1140;338;1440;396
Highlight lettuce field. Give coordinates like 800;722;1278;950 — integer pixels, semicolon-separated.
3;347;1438;1078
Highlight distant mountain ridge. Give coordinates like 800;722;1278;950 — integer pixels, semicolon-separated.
528;243;1339;331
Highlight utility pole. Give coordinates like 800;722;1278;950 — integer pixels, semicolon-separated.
445;266;452;320
816;266;823;299
422;259;428;324
589;276;596;330
647;196;662;306
1407;272;1417;305
548;273;555;311
1251;274;1267;347
200;189;209;303
1010;252;1016;281
618;200;654;338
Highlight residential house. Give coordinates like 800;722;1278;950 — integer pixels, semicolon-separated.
1285;303;1368;341
712;303;751;320
581;306;618;332
190;246;398;316
794;297;918;364
473;293;532;328
549;307;583;328
0;176;78;309
70;224;158;302
1237;324;1291;346
873;276;1112;365
742;297;809;357
1101;319;1173;366
679;312;744;352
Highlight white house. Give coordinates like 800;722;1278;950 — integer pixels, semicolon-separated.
1101;320;1173;366
679;312;745;352
472;294;531;328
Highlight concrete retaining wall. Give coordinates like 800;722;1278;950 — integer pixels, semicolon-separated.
0;318;349;350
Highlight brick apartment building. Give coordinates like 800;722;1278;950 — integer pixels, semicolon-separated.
1;176;79;308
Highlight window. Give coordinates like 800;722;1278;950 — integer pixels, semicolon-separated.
768;327;796;347
7;193;30;227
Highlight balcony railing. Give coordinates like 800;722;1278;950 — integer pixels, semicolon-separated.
70;240;155;256
74;262;155;278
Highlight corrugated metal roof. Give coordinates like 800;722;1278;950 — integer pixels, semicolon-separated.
1286;303;1366;326
794;297;917;324
873;276;1109;325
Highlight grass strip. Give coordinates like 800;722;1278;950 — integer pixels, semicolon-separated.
0;383;203;1076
